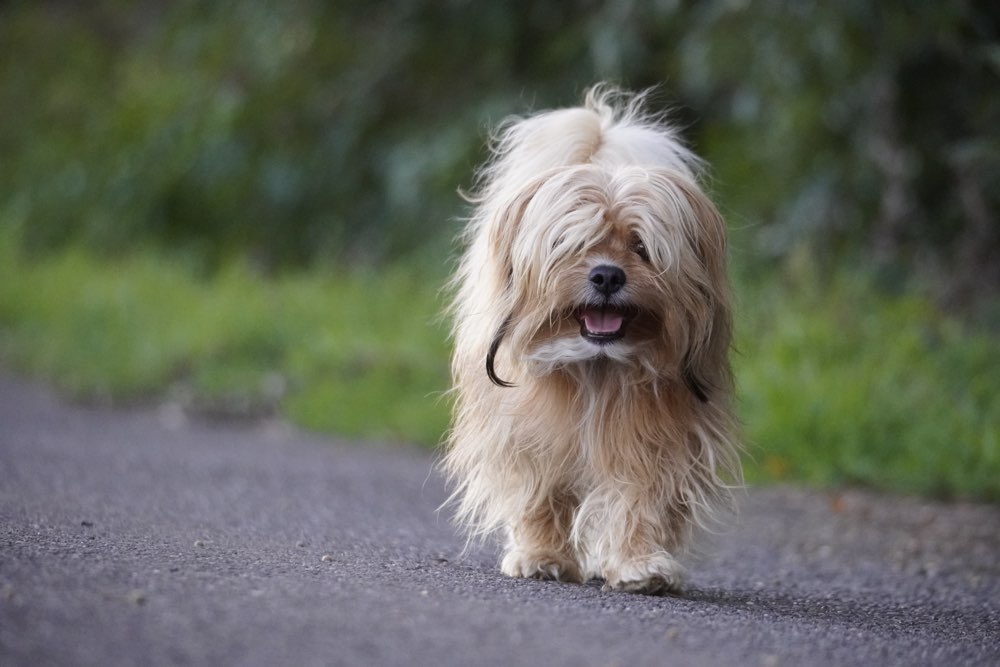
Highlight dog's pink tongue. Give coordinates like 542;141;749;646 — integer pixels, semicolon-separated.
582;309;624;334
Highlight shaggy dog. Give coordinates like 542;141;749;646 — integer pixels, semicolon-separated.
444;87;741;595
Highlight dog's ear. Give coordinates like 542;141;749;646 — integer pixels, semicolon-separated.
682;297;730;403
486;313;514;387
486;175;550;286
671;177;734;404
482;177;549;388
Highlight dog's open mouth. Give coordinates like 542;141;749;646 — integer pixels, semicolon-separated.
577;306;631;343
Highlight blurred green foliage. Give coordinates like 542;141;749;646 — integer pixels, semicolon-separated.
2;1;998;297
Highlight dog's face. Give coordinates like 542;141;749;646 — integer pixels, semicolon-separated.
487;164;731;398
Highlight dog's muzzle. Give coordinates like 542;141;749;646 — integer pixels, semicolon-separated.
578;264;632;343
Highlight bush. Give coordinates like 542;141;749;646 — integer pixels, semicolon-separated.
2;1;996;299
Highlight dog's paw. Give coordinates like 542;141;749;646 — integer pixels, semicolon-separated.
601;553;685;595
501;549;583;583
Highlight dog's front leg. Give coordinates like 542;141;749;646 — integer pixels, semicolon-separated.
500;489;583;583
581;488;687;595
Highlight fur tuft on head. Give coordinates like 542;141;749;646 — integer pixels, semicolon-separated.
444;85;742;595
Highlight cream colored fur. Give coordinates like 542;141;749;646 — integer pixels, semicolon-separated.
444;86;741;595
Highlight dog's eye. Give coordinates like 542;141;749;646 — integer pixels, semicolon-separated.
630;239;650;262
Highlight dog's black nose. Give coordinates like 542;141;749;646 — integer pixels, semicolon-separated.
589;264;626;296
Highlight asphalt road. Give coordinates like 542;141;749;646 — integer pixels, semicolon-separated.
1;374;998;666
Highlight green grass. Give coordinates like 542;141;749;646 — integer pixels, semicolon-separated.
0;231;452;444
1;232;997;500
735;271;1000;500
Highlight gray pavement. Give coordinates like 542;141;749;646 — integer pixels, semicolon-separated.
1;373;998;666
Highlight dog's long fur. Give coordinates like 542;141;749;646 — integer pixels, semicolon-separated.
444;86;741;594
